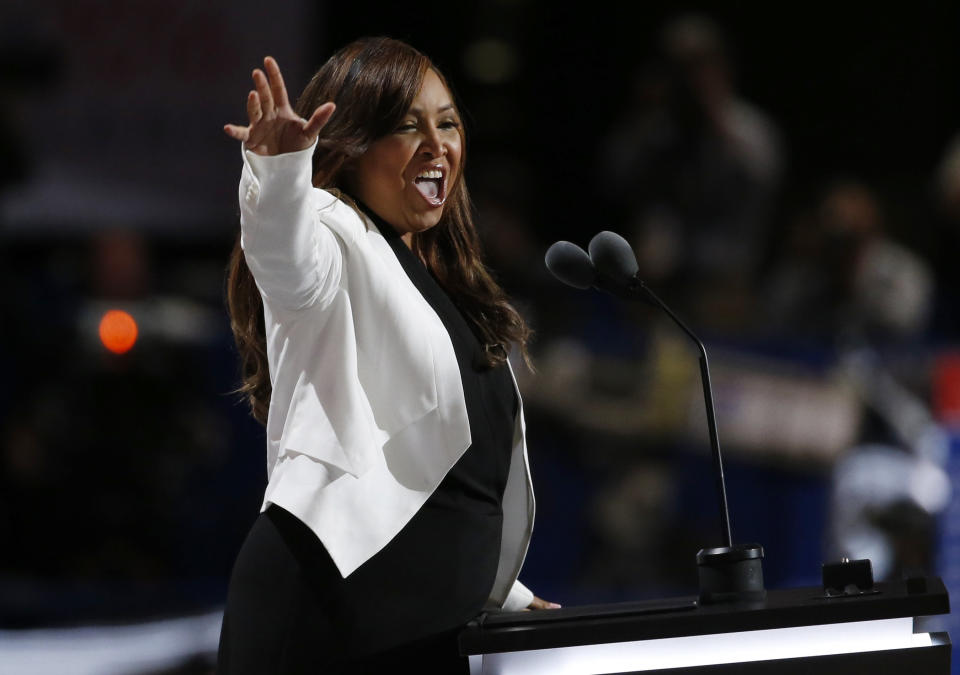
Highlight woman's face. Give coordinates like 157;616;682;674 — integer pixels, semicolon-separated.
350;69;463;243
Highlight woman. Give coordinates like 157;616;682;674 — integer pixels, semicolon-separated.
218;37;557;673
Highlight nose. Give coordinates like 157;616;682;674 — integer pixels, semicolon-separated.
420;126;446;158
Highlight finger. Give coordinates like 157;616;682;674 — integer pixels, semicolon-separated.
302;102;336;137
528;596;562;610
264;56;290;110
252;68;275;117
246;90;262;126
223;123;249;142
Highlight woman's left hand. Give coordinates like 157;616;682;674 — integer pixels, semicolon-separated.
527;595;562;610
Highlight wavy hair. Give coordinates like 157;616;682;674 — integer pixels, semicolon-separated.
227;37;531;425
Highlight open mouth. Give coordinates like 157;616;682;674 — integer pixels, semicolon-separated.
413;167;447;207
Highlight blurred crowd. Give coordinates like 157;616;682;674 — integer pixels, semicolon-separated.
477;14;960;601
1;8;959;673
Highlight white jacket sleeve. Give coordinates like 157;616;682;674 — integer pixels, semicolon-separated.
500;579;534;612
238;139;342;311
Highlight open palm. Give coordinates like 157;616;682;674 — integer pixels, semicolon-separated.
224;56;335;156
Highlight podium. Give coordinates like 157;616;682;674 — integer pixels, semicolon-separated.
459;577;950;674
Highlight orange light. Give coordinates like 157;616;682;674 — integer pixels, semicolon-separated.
99;309;138;354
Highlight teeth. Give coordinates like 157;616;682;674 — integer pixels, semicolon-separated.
416;169;443;179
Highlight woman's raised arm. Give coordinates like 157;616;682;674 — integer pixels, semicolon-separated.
226;58;342;312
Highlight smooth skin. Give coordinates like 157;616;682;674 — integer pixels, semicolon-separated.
224;56;561;612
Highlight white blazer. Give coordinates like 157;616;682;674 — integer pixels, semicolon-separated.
238;141;535;612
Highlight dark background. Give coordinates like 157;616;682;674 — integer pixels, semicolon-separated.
1;1;959;669
324;1;959;241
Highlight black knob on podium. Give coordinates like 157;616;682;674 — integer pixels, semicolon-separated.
697;543;766;604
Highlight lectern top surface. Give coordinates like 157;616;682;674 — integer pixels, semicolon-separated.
459;577;949;655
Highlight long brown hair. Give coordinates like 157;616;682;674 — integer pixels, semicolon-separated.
227;37;531;425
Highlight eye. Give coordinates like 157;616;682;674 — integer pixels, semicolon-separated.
440;119;461;130
395;121;417;132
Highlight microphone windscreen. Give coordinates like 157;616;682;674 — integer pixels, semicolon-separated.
545;241;596;289
588;231;639;284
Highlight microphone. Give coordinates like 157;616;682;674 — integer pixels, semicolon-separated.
544;241;597;290
544;236;643;301
587;230;639;287
545;231;765;604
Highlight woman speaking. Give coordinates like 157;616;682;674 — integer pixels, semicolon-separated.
218;37;556;673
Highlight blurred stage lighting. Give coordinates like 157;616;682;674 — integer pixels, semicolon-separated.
99;309;138;354
0;609;222;675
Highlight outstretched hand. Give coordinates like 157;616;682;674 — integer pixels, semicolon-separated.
224;56;335;156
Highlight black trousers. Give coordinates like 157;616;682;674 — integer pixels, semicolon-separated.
217;506;470;674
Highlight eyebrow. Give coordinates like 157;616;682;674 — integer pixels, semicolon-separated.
408;104;456;115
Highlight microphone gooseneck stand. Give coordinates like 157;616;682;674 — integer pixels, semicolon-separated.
628;277;732;548
630;276;765;603
546;232;765;604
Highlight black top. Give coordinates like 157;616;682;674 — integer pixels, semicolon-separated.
326;208;518;655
